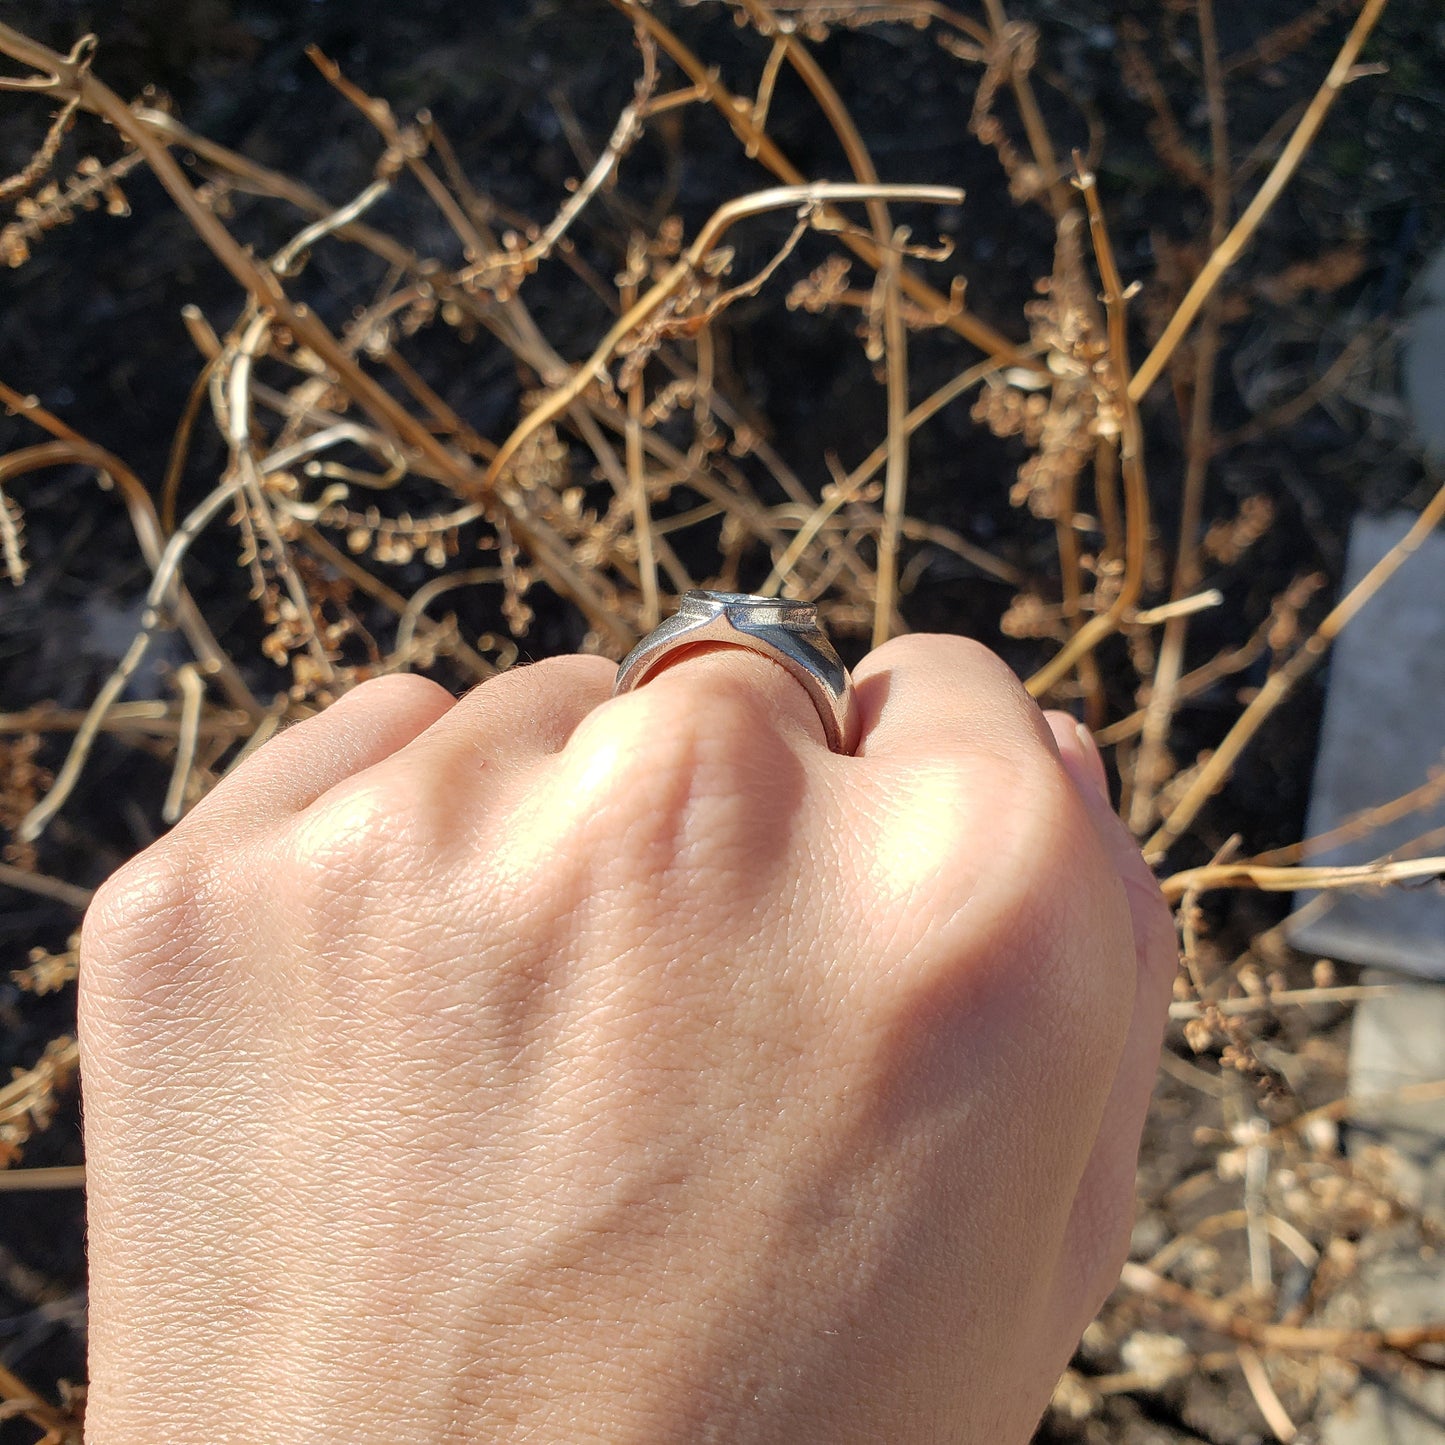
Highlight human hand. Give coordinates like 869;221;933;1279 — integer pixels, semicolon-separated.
80;634;1176;1443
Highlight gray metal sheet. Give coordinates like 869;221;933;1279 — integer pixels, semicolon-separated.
1289;511;1445;978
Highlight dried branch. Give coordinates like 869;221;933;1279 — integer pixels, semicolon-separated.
1146;476;1445;860
0;863;92;911
611;0;1039;374
1128;0;1232;833
1130;0;1390;400
482;182;963;495
871;229;911;648
1025;165;1150;697
1121;1261;1445;1361
1162;855;1445;902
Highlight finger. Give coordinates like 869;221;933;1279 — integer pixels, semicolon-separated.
1044;712;1177;1000
1043;710;1109;801
611;641;832;751
1042;713;1178;1321
1052;952;1174;1326
849;633;1058;763
178;673;457;836
545;645;833;773
402;654;617;770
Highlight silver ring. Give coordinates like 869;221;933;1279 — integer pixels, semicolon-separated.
613;591;859;754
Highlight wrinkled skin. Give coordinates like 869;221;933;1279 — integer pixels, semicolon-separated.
80;634;1176;1443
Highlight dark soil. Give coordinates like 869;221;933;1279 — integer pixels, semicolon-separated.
1;1;1442;1440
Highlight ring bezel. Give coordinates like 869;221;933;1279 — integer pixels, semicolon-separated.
613;590;859;754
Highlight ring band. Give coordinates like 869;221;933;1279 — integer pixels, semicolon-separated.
613;591;860;754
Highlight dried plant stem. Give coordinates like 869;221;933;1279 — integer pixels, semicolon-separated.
0;702;251;738
752;37;788;136
0;22;632;652
613;0;1039;372
0;441;255;711
1250;766;1445;868
623;284;661;632
1092;433;1122;570
872;233;911;648
482;182;963;493
1287;1079;1445;1135
1129;0;1231;832
295;524;495;681
760;356;1004;596
0;24;431;452
1178;836;1237;999
18;471;243;843
978;0;1068;216
1215;325;1379;454
570;406;694;596
1054;463;1104;724
1095;591;1313;746
1145;476;1445;860
1237;1346;1297;1444
1243;1127;1273;1296
1168;984;1400;1022
0;384;258;714
1161;854;1445;902
240;447;335;685
1120;1261;1445;1360
740;0;893;247
0;1359;71;1440
476;28;655;276
0;477;23;584
0;863;92;910
394;569;506;662
1132;590;1223;626
0;90;80;202
0;1165;85;1191
1026;170;1149;698
133;105;416;270
271;175;391;274
161;664;206;824
1223;0;1356;78
1130;0;1390;400
159;357;217;535
1147;1208;1317;1275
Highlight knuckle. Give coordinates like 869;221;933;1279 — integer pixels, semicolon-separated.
1002;764;1138;1036
878;746;1129;1027
878;630;1003;673
517;652;615;691
83;844;197;969
280;769;430;894
79;843;219;1032
544;680;796;869
874;632;1029;701
574;678;779;793
462;653;609;711
340;670;453;720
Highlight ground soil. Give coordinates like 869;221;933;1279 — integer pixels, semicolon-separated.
1;1;1442;1440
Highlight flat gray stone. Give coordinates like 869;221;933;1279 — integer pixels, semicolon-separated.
1347;971;1445;1224
1323;1372;1445;1445
1290;511;1445;979
1320;975;1445;1445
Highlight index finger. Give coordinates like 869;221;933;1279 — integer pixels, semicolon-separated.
849;633;1060;764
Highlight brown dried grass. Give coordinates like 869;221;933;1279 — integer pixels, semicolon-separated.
0;2;1440;1439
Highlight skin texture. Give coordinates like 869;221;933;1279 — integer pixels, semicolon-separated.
79;633;1176;1444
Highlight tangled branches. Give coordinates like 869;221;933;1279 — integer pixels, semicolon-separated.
1;0;1441;1438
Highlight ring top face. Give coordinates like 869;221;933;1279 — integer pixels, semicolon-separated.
613;589;859;754
676;590;818;632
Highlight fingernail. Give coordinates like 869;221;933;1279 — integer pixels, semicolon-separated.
1071;721;1111;802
